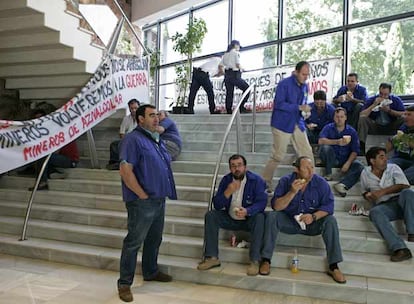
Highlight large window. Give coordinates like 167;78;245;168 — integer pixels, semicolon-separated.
350;0;413;23
233;0;279;46
349;18;414;95
143;0;414;105
193;1;228;56
283;0;343;37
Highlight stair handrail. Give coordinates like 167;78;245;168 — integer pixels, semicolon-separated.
208;84;255;211
20;153;52;241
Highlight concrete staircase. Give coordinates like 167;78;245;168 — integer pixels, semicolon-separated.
0;112;413;304
0;0;103;108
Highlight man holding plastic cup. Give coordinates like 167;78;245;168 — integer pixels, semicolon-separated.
318;107;364;197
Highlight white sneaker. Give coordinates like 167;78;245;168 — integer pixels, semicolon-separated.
324;174;332;181
333;183;347;197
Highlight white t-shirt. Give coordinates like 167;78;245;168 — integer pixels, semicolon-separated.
198;57;221;76
220;49;240;71
228;176;247;220
119;115;137;135
360;163;410;204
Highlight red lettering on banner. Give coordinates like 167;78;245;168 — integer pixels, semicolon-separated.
22;132;65;161
308;80;328;96
68;124;80;138
126;73;148;88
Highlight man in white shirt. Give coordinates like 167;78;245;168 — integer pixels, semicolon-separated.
197;154;267;276
106;99;140;170
219;40;250;114
361;146;414;262
188;57;223;114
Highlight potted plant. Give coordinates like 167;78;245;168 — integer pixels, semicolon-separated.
170;17;207;113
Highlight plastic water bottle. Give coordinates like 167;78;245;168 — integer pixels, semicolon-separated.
291;249;299;273
230;233;237;247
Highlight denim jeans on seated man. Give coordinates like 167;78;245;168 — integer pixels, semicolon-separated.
388;158;414;185
118;198;166;286
319;144;364;189
261;211;343;266
204;210;264;262
368;189;414;254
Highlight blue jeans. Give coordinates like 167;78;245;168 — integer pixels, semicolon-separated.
203;210;264;262
319;145;364;189
109;140;121;164
306;129;321;145
369;189;414;252
39;153;76;182
388;158;414;185
261;211;343;265
118;198;166;287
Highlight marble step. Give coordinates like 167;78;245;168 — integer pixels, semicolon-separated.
0;200;407;239
3;232;404;304
0;172;369;201
1;213;411;265
0;188;365;216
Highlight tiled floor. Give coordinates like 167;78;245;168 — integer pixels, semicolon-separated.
0;254;354;304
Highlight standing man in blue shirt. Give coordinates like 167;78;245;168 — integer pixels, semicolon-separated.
259;156;346;284
305;90;335;145
332;73;368;130
262;61;314;191
117;104;177;303
318;107;364;197
358;83;405;155
197;154;267;276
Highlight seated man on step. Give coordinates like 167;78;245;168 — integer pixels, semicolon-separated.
259;156;346;284
318;107;364;197
361;146;414;262
157;110;182;161
386;105;414;185
197;154;267;276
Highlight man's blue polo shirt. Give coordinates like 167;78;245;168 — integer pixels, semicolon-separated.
270;74;308;133
120;126;177;202
306;103;335;132
272;172;334;218
363;94;405;121
319;122;360;164
160;117;182;148
333;84;368;113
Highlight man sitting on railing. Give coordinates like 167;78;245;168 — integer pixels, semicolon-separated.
197;154;267;276
106;99;140;170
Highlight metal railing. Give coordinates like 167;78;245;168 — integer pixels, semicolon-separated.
208;84;257;211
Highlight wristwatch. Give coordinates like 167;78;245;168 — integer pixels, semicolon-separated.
312;213;317;221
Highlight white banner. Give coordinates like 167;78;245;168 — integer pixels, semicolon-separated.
0;55;149;174
187;58;340;113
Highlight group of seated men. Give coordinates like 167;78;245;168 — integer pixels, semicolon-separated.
197;153;414;284
304;74;413;199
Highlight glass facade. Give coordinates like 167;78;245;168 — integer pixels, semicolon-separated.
143;0;414;107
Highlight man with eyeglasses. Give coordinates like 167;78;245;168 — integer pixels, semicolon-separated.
197;154;267;276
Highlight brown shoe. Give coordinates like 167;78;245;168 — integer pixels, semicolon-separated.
246;261;259;276
408;234;414;242
197;257;221;271
390;248;412;262
327;268;346;284
118;285;133;302
259;260;270;275
144;271;172;282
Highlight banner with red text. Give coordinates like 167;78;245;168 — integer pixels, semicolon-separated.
0;55;149;174
187;58;340;113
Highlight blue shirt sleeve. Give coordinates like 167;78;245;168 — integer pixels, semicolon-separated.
244;174;267;216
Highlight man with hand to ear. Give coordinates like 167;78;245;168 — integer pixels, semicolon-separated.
260;156;346;284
